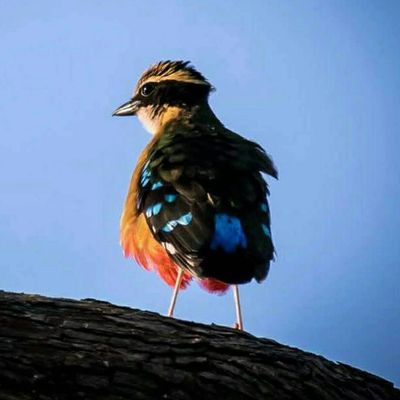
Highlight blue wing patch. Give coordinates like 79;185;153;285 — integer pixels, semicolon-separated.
262;224;271;238
161;212;193;233
140;161;151;187
146;202;163;218
261;202;269;213
164;194;177;203
151;181;164;190
210;213;247;253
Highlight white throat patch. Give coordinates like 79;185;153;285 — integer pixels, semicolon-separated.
136;106;183;135
136;106;159;135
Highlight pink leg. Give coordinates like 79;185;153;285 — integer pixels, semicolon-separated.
233;285;244;330
167;268;184;317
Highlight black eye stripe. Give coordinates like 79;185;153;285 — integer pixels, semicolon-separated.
139;80;210;109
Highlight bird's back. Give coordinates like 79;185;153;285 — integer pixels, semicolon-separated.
122;115;277;287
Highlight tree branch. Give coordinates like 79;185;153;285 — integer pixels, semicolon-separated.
0;290;398;400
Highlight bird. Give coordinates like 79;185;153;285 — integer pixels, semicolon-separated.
113;61;277;330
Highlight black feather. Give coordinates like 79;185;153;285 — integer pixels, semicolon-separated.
137;120;277;284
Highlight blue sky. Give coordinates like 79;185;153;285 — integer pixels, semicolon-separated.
1;1;399;385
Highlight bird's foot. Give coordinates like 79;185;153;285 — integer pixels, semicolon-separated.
233;322;243;330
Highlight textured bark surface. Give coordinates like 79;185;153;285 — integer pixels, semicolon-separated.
0;290;398;400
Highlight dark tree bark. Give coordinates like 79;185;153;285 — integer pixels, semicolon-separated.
0;290;398;400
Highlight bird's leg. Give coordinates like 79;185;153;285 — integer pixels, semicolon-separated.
167;267;184;317
233;285;244;330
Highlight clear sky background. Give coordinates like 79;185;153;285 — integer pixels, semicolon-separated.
1;0;399;386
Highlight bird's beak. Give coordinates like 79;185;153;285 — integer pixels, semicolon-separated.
112;99;140;116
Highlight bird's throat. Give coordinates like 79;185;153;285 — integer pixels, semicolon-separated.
137;106;187;135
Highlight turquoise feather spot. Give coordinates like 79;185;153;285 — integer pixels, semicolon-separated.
262;224;271;237
145;203;162;218
151;181;164;190
165;194;177;203
141;177;150;187
152;203;162;216
162;221;177;232
210;214;247;253
177;212;192;225
141;167;150;178
140;166;151;187
261;202;269;213
161;212;192;233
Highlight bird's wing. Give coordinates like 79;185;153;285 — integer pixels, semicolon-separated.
136;126;277;283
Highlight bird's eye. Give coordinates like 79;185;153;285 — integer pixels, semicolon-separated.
140;83;155;97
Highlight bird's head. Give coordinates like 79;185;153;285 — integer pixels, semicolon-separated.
113;60;213;134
